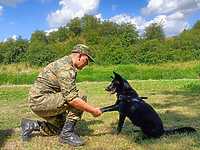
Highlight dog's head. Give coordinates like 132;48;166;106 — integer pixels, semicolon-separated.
105;71;134;95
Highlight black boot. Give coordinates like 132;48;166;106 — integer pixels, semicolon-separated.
59;121;85;147
21;118;41;141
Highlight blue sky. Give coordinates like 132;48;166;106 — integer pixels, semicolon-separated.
0;0;200;42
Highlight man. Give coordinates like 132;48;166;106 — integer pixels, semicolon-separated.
21;44;102;147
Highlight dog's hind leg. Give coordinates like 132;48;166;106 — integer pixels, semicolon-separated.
116;113;126;134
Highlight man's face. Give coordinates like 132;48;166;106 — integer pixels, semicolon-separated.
76;55;89;70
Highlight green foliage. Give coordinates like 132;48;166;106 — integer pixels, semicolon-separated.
0;71;40;85
192;20;200;30
0;36;29;64
0;62;199;85
143;21;165;42
0;16;199;66
67;17;82;36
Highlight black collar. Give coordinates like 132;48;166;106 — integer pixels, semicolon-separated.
117;94;148;103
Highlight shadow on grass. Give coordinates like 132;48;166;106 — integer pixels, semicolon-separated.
0;128;20;149
75;119;104;137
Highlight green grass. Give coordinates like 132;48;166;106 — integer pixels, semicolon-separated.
0;61;200;85
0;79;199;149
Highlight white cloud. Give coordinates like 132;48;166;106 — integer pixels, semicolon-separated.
0;0;26;7
139;0;200;36
141;0;200;16
110;14;146;31
45;0;199;37
95;13;103;21
47;0;100;28
12;34;17;40
0;5;3;15
112;5;117;11
45;28;58;36
4;34;17;42
108;13;190;37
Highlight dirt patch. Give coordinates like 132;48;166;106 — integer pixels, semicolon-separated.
0;84;31;87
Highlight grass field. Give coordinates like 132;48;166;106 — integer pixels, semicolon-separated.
0;79;199;150
0;61;200;85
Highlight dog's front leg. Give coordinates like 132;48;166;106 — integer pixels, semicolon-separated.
116;113;126;135
100;104;120;113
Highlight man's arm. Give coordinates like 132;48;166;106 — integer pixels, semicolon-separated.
67;98;102;117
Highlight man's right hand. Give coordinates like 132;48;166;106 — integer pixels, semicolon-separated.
92;107;102;117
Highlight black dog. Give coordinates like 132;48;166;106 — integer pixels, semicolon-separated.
100;71;196;138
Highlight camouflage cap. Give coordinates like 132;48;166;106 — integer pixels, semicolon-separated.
71;44;95;62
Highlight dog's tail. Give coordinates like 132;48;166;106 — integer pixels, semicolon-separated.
165;127;196;135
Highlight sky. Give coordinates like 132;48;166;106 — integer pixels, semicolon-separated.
0;0;200;42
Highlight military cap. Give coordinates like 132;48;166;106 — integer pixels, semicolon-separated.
71;44;95;62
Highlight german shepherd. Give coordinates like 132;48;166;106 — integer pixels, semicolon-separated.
100;71;196;138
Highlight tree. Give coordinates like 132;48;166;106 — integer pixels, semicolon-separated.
99;20;118;36
0;36;29;64
28;30;55;66
143;22;165;42
57;26;69;42
30;30;48;44
117;22;139;46
81;14;101;37
192;20;200;30
67;17;82;36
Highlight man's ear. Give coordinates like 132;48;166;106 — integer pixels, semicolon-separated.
78;53;83;58
77;53;83;61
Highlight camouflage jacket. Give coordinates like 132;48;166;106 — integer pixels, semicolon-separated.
28;55;78;105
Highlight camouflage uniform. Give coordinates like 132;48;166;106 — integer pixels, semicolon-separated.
28;55;87;136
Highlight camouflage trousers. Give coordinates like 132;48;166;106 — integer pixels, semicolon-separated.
29;90;87;136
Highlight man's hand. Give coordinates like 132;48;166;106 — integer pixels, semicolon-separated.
91;107;102;117
67;98;102;117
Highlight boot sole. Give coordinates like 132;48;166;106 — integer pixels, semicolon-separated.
21;118;29;141
59;136;85;147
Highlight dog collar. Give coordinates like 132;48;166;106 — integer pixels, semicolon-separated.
118;95;148;103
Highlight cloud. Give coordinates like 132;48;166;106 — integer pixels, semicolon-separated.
139;0;200;36
110;14;146;31
45;0;199;37
112;5;117;11
4;34;17;42
47;0;100;28
10;21;16;24
95;13;103;21
0;0;26;7
0;5;3;15
144;14;189;36
141;0;200;16
108;13;190;37
45;28;58;36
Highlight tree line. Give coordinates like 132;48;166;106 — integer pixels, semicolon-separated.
0;14;199;66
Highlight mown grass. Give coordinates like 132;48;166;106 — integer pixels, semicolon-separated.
0;61;200;85
0;79;199;150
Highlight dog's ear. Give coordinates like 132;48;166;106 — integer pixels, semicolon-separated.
113;71;122;80
110;76;114;79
